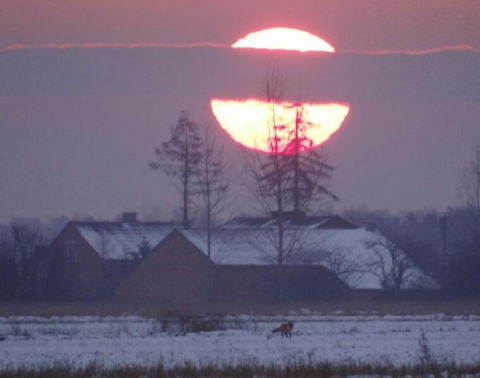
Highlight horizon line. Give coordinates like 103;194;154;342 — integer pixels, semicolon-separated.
2;42;479;55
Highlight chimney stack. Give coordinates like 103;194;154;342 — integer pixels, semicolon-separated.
122;212;137;223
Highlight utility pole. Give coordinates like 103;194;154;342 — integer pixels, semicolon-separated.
183;119;189;229
440;215;447;268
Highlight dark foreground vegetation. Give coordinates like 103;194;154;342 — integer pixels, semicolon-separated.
2;361;480;378
3;297;480;318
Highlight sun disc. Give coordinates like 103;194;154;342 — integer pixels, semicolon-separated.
211;98;349;153
232;27;335;52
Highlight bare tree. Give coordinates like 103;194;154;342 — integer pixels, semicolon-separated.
444;217;480;296
194;122;229;258
441;143;480;295
150;111;203;228
241;65;338;265
247;228;321;266
0;224;49;299
444;193;480;296
364;232;416;290
322;246;366;288
0;226;18;299
241;66;294;265
458;141;480;213
259;66;338;214
341;206;442;275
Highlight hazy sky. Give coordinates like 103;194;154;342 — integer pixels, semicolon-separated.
1;0;479;221
2;0;480;51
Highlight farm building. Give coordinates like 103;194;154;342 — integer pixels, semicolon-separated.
47;212;437;304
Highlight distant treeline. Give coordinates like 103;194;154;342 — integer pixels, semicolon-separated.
1;206;480;301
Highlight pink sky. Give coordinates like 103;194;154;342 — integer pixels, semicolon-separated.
1;1;479;220
2;0;479;52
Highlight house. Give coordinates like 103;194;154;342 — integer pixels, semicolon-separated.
47;214;182;300
204;212;438;291
47;212;437;304
114;229;346;305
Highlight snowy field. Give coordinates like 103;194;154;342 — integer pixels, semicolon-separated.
1;313;480;370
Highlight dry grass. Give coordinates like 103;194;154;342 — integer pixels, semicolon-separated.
1;361;480;378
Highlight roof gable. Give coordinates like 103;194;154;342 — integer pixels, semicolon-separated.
181;227;438;290
153;229;214;265
68;221;181;260
222;214;357;230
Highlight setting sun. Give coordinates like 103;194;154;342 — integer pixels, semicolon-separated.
232;27;335;52
215;28;346;154
211;99;349;154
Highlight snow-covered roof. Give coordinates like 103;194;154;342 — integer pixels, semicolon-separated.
182;228;438;290
75;221;180;260
70;219;438;290
223;214;357;230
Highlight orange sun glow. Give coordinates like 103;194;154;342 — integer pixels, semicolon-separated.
211;99;349;154
211;28;347;154
232;27;335;52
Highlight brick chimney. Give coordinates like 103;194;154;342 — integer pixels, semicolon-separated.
122;212;137;223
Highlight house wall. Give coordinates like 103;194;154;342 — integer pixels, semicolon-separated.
115;231;213;306
213;266;265;302
102;260;136;291
214;265;349;303
351;289;445;301
49;224;105;300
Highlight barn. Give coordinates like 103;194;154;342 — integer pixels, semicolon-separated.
47;212;437;304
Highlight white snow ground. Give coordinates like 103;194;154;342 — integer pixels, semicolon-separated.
1;313;480;370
